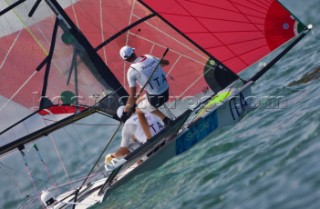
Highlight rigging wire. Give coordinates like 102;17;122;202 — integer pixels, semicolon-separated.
0;162;25;199
19;171;105;201
17;196;37;209
127;22;207;63
0;0;26;16
71;0;80;29
0;30;21;71
99;0;107;63
163;104;175;120
72;122;122;209
0;71;37;111
19;149;45;209
33;144;58;189
39;111;75;190
13;170;109;209
125;0;137;45
3;0;48;54
46;131;73;190
0;162;42;182
131;13;208;61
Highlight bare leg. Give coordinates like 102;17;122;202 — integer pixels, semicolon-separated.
113;147;130;158
152;109;173;126
136;108;152;139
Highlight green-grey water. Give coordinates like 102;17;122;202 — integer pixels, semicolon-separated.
1;0;320;209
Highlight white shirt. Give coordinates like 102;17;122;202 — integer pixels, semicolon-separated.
127;55;168;95
120;113;164;147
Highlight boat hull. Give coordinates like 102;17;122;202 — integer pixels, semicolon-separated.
53;81;253;208
101;81;253;201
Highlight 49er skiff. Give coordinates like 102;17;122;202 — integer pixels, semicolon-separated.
0;0;311;208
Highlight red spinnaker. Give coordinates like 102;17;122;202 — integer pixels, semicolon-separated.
138;0;304;73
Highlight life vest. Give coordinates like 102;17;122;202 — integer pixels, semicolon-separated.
130;55;168;95
126;113;164;143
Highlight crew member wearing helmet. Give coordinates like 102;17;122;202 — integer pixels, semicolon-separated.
119;45;173;140
105;105;164;165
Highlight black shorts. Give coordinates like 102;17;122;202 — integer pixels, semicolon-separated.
146;89;169;108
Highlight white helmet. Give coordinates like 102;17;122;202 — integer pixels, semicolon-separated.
119;46;135;60
117;105;125;118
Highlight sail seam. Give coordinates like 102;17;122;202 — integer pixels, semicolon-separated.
173;0;249;67
219;43;270;64
227;1;268;16
48;133;73;189
128;32;206;65
71;0;80;29
126;0;137;45
0;71;37;111
0;30;21;71
159;12;266;23
229;0;265;36
99;0;107;63
185;0;263;15
4;0;48;55
131;14;208;61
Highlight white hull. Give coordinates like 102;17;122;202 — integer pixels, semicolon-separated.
52;81;254;208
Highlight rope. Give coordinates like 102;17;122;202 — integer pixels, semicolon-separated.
0;162;25;199
163;103;175;120
72;122;122;209
48;133;73;189
19;149;45;209
33;144;58;189
0;71;37;111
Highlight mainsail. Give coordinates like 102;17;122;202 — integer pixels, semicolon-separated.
0;0;126;149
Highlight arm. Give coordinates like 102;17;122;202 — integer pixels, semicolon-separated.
125;86;136;112
125;68;138;112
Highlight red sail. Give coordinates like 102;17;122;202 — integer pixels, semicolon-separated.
0;0;306;142
138;0;305;73
63;0;214;99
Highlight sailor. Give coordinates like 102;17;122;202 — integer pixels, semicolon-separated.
105;105;164;166
119;46;173;140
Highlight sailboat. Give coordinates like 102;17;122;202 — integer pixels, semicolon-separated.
0;0;311;208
